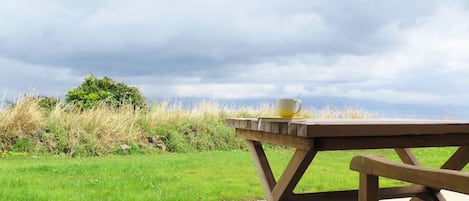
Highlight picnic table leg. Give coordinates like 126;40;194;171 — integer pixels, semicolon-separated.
394;147;469;201
395;148;437;201
246;140;276;201
394;148;421;166
441;146;469;170
408;146;469;201
271;148;317;200
246;140;318;201
358;173;379;201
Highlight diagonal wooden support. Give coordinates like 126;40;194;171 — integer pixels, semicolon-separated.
395;148;421;166
410;146;469;201
395;148;445;201
246;140;276;201
246;139;318;201
272;148;317;200
441;146;469;170
411;146;469;201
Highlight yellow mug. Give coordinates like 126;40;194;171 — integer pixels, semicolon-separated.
277;98;302;117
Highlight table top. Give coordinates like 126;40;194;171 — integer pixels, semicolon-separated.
226;118;469;137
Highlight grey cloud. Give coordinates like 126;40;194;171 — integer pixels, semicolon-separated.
2;0;469;108
0;57;80;99
0;0;438;78
312;0;438;54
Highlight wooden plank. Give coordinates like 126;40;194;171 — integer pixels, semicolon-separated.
224;118;233;127
289;186;428;201
233;119;240;128
279;122;288;134
251;120;259;130
290;190;358;201
379;185;428;199
314;134;469;150
350;155;469;195
271;122;280;134
263;121;272;133
236;129;315;149
411;193;442;201
297;124;308;137
225;118;256;128
239;119;249;129
305;123;469;137
256;118;300;133
288;124;298;136
237;130;469;151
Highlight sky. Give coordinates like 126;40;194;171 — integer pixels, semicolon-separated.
1;0;469;110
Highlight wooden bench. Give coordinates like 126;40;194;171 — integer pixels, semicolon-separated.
350;155;469;201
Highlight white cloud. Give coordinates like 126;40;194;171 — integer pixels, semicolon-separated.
170;83;277;99
404;3;469;73
213;2;469;106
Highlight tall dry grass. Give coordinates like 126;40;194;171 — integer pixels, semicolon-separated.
45;104;145;156
0;97;373;156
0;98;43;152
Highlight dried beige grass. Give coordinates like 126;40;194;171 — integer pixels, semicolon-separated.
1;97;373;155
0;98;43;138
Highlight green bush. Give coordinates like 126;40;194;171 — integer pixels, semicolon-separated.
33;95;61;112
157;118;244;153
12;138;35;152
65;74;147;110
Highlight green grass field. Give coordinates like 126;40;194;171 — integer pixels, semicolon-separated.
1;148;466;201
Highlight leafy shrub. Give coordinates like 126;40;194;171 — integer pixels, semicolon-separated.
33;95;61;113
12;138;35;152
65;74;147;110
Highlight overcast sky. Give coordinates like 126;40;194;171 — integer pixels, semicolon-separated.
1;0;469;108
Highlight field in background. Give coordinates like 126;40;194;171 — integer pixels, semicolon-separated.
0;97;373;156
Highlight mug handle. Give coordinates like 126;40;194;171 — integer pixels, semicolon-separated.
294;99;302;114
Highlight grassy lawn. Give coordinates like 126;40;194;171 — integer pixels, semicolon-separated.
1;148;466;201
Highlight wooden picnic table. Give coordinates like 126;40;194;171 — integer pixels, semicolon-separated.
225;118;469;201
